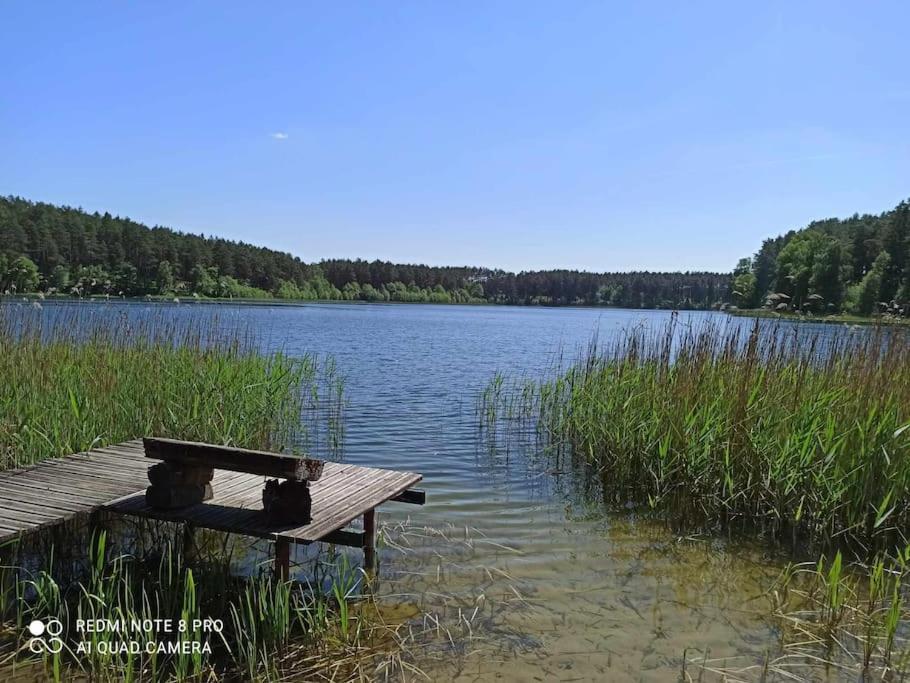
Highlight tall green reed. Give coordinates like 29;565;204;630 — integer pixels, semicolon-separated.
0;304;320;467
483;316;910;555
482;316;910;678
768;546;910;677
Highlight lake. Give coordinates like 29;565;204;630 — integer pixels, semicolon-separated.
12;301;847;680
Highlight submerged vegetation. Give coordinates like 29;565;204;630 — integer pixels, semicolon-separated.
768;549;910;677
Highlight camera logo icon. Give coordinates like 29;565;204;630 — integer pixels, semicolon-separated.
27;619;64;654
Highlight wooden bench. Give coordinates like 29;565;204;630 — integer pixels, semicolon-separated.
144;438;325;524
140;437;424;576
144;438;325;481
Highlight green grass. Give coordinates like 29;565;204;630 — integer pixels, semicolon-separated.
765;547;910;677
2;529;385;682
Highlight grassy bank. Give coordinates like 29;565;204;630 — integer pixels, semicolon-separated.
0;304;396;681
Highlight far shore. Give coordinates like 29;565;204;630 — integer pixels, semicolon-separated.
0;294;698;312
726;307;910;326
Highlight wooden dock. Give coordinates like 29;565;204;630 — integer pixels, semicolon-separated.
0;440;423;574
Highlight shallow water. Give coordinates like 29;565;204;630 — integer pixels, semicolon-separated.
13;301;857;681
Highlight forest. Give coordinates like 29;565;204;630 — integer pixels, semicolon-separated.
0;196;728;309
733;198;910;316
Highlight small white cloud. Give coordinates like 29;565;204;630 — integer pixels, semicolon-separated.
270;132;289;140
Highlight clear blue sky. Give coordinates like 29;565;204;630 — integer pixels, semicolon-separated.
2;2;908;273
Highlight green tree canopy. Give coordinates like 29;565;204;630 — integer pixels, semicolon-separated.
0;195;730;309
736;198;910;316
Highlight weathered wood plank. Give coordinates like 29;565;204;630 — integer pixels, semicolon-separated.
2;473;137;498
301;470;420;541
0;506;63;524
24;461;149;486
0;490;91;514
143;438;324;481
320;528;365;548
104;467;421;545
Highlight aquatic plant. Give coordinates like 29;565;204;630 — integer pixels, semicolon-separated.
482;316;910;554
0;304;346;468
729;547;910;680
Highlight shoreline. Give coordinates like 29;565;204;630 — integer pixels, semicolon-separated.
726;308;910;326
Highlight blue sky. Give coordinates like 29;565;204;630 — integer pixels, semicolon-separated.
2;2;908;273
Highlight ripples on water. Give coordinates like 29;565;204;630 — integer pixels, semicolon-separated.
12;301;863;681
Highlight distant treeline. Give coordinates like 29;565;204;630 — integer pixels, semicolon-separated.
734;198;910;316
0;196;729;308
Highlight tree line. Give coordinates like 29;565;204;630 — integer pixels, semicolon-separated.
0;196;729;309
733;198;910;316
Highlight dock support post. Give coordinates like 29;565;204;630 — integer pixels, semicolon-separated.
275;538;290;581
363;508;377;573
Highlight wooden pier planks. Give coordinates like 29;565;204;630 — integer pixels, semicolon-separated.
0;440;422;549
0;440;149;539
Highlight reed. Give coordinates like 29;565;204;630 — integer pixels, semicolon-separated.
0;303;318;468
755;546;910;679
482;316;910;554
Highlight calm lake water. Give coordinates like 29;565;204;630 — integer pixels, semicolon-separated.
13;301;853;681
